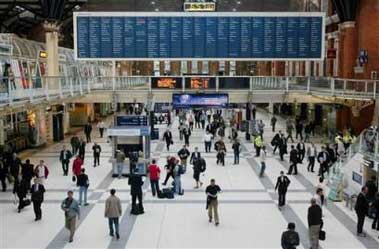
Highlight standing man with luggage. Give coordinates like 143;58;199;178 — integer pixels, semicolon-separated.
206;179;222;226
128;169;144;215
275;171;291;209
307;198;323;249
105;189;122;239
60;145;72;176
92;142;102;167
30;178;45;221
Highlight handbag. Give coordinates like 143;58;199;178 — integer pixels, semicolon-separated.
72;175;76;182
319;230;326;241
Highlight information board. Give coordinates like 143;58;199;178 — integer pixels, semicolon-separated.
74;12;325;60
116;115;148;126
173;93;228;108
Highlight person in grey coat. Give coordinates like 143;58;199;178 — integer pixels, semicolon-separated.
105;189;122;239
61;190;80;243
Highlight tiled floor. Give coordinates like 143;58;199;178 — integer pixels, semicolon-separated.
1;110;379;248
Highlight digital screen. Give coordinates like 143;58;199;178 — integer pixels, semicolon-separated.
116;115;148;126
219;77;250;89
75;12;324;60
173;93;228;108
151;77;182;89
185;77;216;89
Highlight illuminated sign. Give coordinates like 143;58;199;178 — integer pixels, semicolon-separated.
191;78;209;89
157;78;176;88
152;77;182;89
183;2;216;12
39;50;48;58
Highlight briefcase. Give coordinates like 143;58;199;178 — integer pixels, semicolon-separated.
319;230;326;241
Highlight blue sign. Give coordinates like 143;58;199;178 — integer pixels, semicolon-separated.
75;12;324;60
173;94;228;108
116;116;148;126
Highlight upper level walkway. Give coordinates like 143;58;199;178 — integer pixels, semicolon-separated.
1;76;378;109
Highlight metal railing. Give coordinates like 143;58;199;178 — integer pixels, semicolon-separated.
0;76;378;107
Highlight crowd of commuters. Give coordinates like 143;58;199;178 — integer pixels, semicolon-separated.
1;106;378;247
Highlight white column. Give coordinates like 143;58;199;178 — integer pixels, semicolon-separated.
43;22;60;89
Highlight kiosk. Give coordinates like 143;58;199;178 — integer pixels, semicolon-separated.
107;115;150;177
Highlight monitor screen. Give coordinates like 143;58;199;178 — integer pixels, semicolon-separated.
185;77;216;89
151;77;182;89
173;93;228;108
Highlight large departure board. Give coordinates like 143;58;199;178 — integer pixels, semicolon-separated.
74;12;325;60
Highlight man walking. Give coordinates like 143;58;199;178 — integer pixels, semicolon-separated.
30;178;45;221
286;119;295;143
105;189;122;239
259;146;267;177
70;135;80;155
206;179;222;226
271;116;277;132
34;160;49;185
355;186;369;237
115;150;125;179
163;129;173;151
296;139;306;163
287;145;299;175
193;156;206;188
77;168;89;206
60;145;72;176
281;222;300;249
307;142;317;172
232;139;241;165
148;159;161;197
92;142;102;167
128;169;144;215
203;131;213;153
308;198;323;249
275;171;291;209
78;138;86;160
97;121;106;138
84;122;92;143
254;134;263;157
317;146;329;178
177;145;190;172
61;190;80;243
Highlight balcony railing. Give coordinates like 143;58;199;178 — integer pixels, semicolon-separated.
0;76;378;107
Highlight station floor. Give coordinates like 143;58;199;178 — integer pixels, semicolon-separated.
1;110;379;249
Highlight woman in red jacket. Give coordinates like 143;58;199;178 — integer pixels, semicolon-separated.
72;155;83;177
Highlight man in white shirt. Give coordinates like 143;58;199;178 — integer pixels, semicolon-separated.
34;160;49;184
97;121;106;138
203;131;213;153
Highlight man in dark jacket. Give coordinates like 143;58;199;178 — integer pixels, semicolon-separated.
355;186;369;236
308;198;323;249
177;145;190;171
14;178;29;213
21;159;35;190
9;153;22;180
128;170;144;215
287;145;299;175
92;142;102;167
190;147;201;164
193;157;206;188
296;140;306;163
84;123;92;143
0;157;7;192
281;222;300;249
317;146;329;178
78;138;86;160
163;129;173;151
30;178;46;221
271;131;283;154
60;145;72;176
77;168;89;206
232;139;241;165
70;136;80;155
295;119;303;140
275;171;291;209
279;135;288;161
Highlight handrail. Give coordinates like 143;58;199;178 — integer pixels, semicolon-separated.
0;76;378;107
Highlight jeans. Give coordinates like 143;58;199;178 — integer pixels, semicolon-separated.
234;152;239;164
79;186;88;205
174;176;181;194
108;217;119;235
117;163;123;177
205;141;211;153
150;179;160;196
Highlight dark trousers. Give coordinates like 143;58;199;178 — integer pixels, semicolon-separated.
273;145;279;154
217;153;225;166
296;130;303;140
165;141;171;151
278;191;287;206
33;200;42;219
163;172;174;185
272;124;276;132
184;136;190;146
288;162;298;175
94;154;100;166
150;180;160;196
286;134;294;143
62;160;69;175
308;157;315;172
108;217;119;235
372;210;379;230
86;134;91;143
319;163;327;178
99;128;104;138
201;121;205;129
205;141;211;153
18;196;24;211
255;147;261;157
279;151;285;161
1;177;7;191
356;212;366;234
259;162;266;177
234;152;240;164
299;150;305;162
71;145;77;155
131;193;144;213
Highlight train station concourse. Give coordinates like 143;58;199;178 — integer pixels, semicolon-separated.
1;0;379;249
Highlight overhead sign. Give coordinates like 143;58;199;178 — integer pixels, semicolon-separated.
107;127;150;136
74;12;325;61
116;115;148;126
183;2;216;12
173;93;228;108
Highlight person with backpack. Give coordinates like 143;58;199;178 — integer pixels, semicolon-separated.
206;179;222;226
61;190;80;243
173;159;184;195
193;157;206;189
148;159;161;197
177;145;190;172
281;222;300;249
70;135;80;155
76;168;89;206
